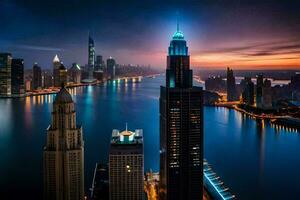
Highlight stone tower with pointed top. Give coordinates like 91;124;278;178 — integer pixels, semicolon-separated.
43;87;84;200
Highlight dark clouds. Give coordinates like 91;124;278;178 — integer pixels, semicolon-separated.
0;0;300;68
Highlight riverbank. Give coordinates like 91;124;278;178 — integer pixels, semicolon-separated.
214;102;300;131
0;74;161;99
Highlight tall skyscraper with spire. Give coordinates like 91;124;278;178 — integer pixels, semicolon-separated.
88;33;95;79
53;54;61;87
159;22;203;200
43;86;84;200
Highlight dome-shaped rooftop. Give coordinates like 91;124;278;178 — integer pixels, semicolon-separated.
172;30;184;40
54;87;73;104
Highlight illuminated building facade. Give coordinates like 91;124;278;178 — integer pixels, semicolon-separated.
242;77;255;105
0;53;12;96
107;57;116;79
227;67;238;101
109;128;144;200
11;58;25;95
33;63;42;90
88;34;95;79
53;54;61;87
95;55;104;71
68;63;81;84
43;86;84;200
256;74;264;108
159;23;203;200
58;63;68;86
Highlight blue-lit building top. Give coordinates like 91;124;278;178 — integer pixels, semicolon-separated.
168;23;188;56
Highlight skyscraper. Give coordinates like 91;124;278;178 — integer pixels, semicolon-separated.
109;128;144;200
0;53;12;96
43;70;53;88
11;58;25;96
33;63;42;90
53;54;61;87
43;86;84;200
58;63;68;86
88;34;95;79
291;72;300;91
256;74;264;108
242;77;255;105
95;55;104;71
227;67;238;101
159;23;203;200
68;63;81;84
106;57;116;79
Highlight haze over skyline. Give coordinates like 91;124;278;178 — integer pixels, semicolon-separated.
1;0;300;69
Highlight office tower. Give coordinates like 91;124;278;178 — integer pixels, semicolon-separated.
109;128;144;200
95;55;104;71
53;54;61;87
90;163;109;200
88;34;95;79
242;77;255;105
106;57;116;79
262;79;273;109
11;58;25;96
58;63;68;86
43;70;53;88
291;72;300;91
159;23;203;200
43;86;84;200
68;63;81;84
0;53;12;96
33;63;42;90
256;74;264;108
227;67;238;101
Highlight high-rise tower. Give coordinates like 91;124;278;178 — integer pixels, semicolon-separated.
53;54;61;87
109;128;144;200
88;33;95;79
227;67;238;101
33;63;42;90
43;86;84;200
11;58;25;96
159;23;203;200
0;53;12;96
106;57;116;79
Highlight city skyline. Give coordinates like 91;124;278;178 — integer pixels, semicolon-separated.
1;0;300;69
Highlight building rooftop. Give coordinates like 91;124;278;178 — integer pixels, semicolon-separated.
53;54;60;63
54;87;73;104
111;128;143;145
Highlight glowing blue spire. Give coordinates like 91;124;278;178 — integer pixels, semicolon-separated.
172;19;184;40
168;19;188;56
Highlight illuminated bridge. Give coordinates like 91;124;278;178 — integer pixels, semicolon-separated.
204;160;236;200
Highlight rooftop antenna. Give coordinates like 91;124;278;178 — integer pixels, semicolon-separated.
176;11;180;32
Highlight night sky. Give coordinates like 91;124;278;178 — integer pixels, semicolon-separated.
1;0;300;69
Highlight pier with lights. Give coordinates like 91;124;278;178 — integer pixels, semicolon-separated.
204;160;236;200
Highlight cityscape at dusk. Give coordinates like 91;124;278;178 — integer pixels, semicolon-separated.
0;1;300;200
1;0;300;69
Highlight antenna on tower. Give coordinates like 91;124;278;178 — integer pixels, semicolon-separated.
125;122;128;132
176;11;179;31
